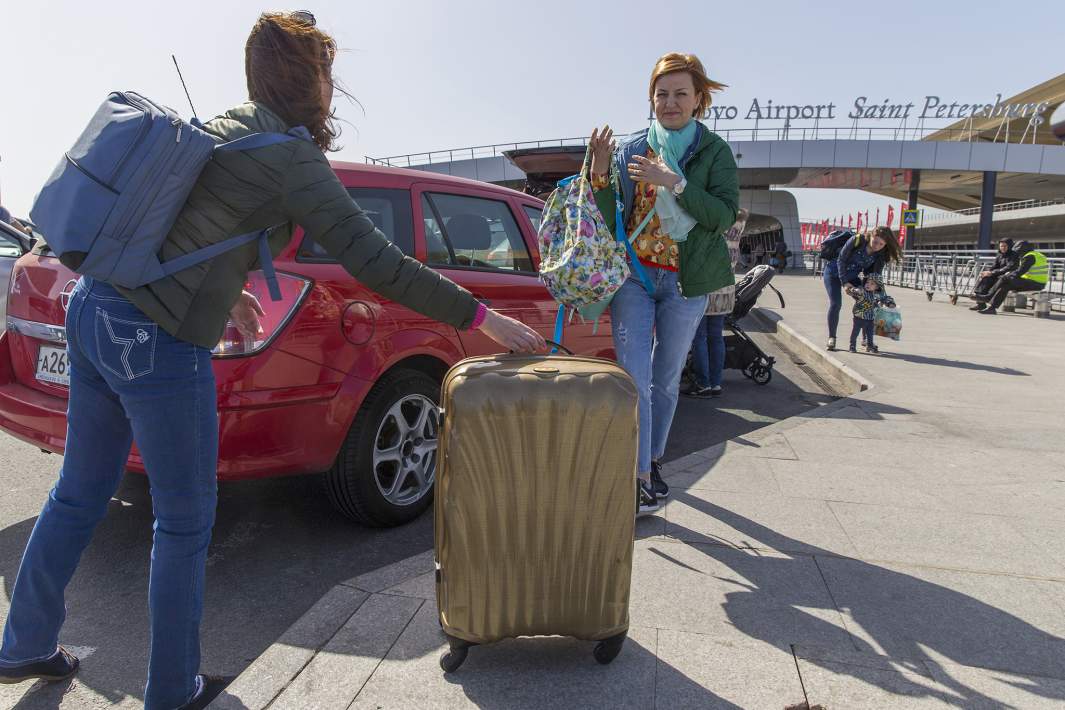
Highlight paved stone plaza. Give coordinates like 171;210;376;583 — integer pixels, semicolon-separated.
208;273;1065;709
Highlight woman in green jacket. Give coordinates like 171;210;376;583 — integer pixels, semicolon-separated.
589;52;739;517
0;12;543;710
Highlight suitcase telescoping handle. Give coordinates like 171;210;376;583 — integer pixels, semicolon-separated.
507;340;573;356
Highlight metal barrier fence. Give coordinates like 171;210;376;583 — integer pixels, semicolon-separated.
804;249;1065;311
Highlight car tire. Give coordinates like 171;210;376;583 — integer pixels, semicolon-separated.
326;369;440;527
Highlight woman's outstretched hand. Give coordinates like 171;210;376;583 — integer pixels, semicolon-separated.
478;308;547;353
589;125;615;178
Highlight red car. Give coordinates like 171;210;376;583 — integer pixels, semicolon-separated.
0;162;613;527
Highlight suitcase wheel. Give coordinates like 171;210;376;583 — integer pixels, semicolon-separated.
440;635;475;673
593;632;627;665
440;648;468;673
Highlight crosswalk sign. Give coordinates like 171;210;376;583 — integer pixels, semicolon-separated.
902;209;920;227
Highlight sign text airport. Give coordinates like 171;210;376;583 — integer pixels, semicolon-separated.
706;95;1052;122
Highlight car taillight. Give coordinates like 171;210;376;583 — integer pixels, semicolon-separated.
212;271;311;358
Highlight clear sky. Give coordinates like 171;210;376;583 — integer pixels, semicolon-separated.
1;0;1059;223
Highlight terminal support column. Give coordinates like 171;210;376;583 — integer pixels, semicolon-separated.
907;170;920;249
977;171;997;250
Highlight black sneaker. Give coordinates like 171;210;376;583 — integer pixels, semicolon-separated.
969;303;987;311
683;384;713;398
0;647;79;685
848;345;857;353
650;460;669;499
636;479;659;517
979;308;997;315
179;674;236;710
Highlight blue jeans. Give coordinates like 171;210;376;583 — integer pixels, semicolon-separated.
823;269;843;339
610;270;708;475
850;317;875;348
691;315;726;388
0;278;217;710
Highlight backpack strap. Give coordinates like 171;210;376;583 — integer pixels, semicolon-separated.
157;229;281;300
551;303;565;354
611;168;656;294
215;126;312;152
155;127;313;301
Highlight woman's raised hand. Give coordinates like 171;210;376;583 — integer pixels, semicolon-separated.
628;154;681;189
588;125;614;178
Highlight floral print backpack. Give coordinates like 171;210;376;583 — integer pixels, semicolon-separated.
537;151;631;320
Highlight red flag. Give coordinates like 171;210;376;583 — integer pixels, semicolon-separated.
848;214;853;228
876;207;881;227
865;210;870;229
856;212;863;232
898;202;908;245
886;204;895;227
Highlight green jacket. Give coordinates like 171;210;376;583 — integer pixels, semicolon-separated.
593;124;739;297
119;102;480;349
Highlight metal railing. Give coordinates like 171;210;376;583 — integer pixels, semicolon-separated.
366;125;1024;168
920;198;1065;226
805;248;1065;311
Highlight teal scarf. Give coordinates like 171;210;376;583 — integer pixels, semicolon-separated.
646;118;698;242
647;118;698;177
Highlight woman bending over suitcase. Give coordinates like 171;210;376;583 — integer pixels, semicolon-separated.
0;12;544;710
588;52;739;516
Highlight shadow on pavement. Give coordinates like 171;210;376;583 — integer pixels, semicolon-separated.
873;351;1030;376
0;472;436;707
666;488;1065;708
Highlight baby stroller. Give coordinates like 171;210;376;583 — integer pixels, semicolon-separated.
683;265;785;386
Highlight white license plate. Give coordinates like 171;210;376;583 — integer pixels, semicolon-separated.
36;346;70;387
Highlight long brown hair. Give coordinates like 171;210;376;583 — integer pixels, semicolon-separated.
648;52;727;119
871;225;902;263
245;12;340;151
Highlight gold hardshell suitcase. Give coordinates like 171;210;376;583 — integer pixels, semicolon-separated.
434;351;638;671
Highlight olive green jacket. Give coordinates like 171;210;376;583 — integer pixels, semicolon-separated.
120;102;479;348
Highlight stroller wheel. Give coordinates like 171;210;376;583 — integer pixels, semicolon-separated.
742;363;756;379
752;365;772;385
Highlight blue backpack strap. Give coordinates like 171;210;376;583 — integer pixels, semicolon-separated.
158;230;263;276
256;230;282;301
551;303;565;354
616;198;655;294
158;228;283;301
215;125;312;152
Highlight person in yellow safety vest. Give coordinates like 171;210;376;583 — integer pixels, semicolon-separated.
977;241;1049;315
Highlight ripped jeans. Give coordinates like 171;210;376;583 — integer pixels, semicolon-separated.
609;270;708;475
0;278;217;710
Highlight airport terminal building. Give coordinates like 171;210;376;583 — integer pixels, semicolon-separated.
366;74;1065;262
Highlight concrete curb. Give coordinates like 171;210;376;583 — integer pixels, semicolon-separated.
749;307;874;394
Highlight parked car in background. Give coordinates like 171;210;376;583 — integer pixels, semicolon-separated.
0;220;33;331
0;162;613;527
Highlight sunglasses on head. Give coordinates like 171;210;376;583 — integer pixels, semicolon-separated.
290;10;316;26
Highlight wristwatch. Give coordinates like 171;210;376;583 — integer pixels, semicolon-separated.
672;177;687;196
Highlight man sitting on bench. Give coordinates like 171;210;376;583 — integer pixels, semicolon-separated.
976;241;1049;315
969;238;1017;309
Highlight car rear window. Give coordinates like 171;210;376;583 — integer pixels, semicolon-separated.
298;188;414;261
